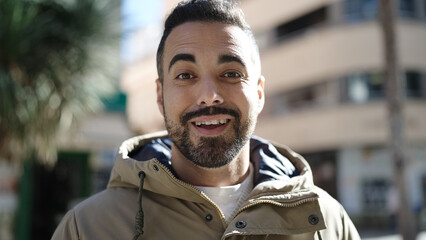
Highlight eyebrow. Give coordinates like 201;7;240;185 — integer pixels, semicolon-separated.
168;53;196;72
218;54;246;68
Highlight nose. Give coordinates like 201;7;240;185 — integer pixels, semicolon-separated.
196;77;224;107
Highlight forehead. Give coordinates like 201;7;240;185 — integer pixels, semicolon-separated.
163;22;254;65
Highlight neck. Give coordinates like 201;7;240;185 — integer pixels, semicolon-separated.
171;143;251;187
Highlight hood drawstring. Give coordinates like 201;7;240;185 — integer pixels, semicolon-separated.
317;231;323;240
133;171;146;240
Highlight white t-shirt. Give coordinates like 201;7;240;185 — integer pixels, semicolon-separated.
195;164;254;223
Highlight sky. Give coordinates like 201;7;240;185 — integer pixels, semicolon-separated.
121;0;163;63
121;0;162;32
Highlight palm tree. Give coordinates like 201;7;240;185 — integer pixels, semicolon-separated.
0;0;120;164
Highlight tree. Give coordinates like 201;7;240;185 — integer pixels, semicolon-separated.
0;0;120;164
379;0;417;239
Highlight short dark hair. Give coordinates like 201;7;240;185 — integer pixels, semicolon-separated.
156;0;259;83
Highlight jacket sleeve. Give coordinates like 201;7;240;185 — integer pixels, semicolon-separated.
315;187;361;240
340;204;361;240
51;209;80;240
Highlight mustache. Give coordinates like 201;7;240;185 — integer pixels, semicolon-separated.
181;106;240;124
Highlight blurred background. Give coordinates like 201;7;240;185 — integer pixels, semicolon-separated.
0;0;425;239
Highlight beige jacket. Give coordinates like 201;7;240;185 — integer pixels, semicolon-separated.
52;131;360;240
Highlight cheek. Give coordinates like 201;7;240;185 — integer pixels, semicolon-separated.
240;85;260;111
163;89;193;116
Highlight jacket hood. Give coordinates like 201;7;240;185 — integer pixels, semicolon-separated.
108;131;316;201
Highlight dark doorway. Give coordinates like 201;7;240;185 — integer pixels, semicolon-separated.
301;150;338;199
31;152;90;239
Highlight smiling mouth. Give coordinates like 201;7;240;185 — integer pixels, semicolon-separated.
190;117;231;135
193;119;229;127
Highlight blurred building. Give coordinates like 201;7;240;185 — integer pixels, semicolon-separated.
243;0;426;231
121;0;180;133
121;0;426;232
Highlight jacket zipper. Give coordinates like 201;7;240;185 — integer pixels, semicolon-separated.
154;159;229;228
153;159;318;228
237;195;318;215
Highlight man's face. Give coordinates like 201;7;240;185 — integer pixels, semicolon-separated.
156;22;264;168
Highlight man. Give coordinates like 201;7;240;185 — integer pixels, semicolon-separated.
52;0;360;239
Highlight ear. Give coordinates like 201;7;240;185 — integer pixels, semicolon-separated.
257;75;265;113
156;79;164;116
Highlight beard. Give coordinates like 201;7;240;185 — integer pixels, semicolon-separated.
164;106;254;168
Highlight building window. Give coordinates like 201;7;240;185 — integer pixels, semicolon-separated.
344;72;384;103
399;0;416;19
275;7;327;42
268;81;334;115
362;179;390;213
283;86;316;109
344;0;378;22
268;86;315;115
266;71;425;116
424;0;426;21
422;175;426;216
344;0;418;21
302;151;338;199
342;70;425;103
405;71;424;98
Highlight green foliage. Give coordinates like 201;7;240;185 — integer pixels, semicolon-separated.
0;0;120;164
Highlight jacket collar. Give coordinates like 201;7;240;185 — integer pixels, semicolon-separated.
109;131;315;194
124;131;301;184
108;131;326;236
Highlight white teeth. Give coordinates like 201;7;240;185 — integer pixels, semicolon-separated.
195;119;228;126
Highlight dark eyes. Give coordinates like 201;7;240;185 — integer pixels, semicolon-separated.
222;71;242;78
176;73;194;80
175;71;243;80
